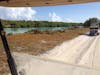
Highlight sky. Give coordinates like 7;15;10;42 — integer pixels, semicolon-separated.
0;2;100;23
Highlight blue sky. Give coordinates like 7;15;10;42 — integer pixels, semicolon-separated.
0;2;100;23
33;2;100;22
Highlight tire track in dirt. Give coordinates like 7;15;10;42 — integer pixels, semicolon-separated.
40;34;100;69
77;35;100;68
75;36;98;64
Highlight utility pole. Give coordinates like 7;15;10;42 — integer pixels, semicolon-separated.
0;20;18;75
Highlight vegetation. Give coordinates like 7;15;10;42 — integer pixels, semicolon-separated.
1;20;81;28
84;18;100;27
1;17;100;28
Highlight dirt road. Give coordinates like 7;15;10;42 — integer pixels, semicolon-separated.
11;33;100;75
12;52;100;75
40;33;100;69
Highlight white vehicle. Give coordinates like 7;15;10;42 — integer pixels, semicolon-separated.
90;22;99;36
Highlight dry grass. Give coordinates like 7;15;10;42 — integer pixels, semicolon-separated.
0;28;89;75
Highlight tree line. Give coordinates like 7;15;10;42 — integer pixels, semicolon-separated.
1;20;81;28
1;17;100;28
83;18;100;27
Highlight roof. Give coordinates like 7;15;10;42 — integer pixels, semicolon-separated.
0;0;100;7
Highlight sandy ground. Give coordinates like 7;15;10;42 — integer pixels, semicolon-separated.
40;33;100;70
8;31;100;75
0;28;89;75
10;52;100;75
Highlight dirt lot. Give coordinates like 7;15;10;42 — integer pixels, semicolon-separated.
0;28;89;75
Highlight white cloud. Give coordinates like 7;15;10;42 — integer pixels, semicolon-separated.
0;7;37;20
49;12;74;22
49;12;62;22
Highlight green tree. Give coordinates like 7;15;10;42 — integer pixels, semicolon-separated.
84;18;99;27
